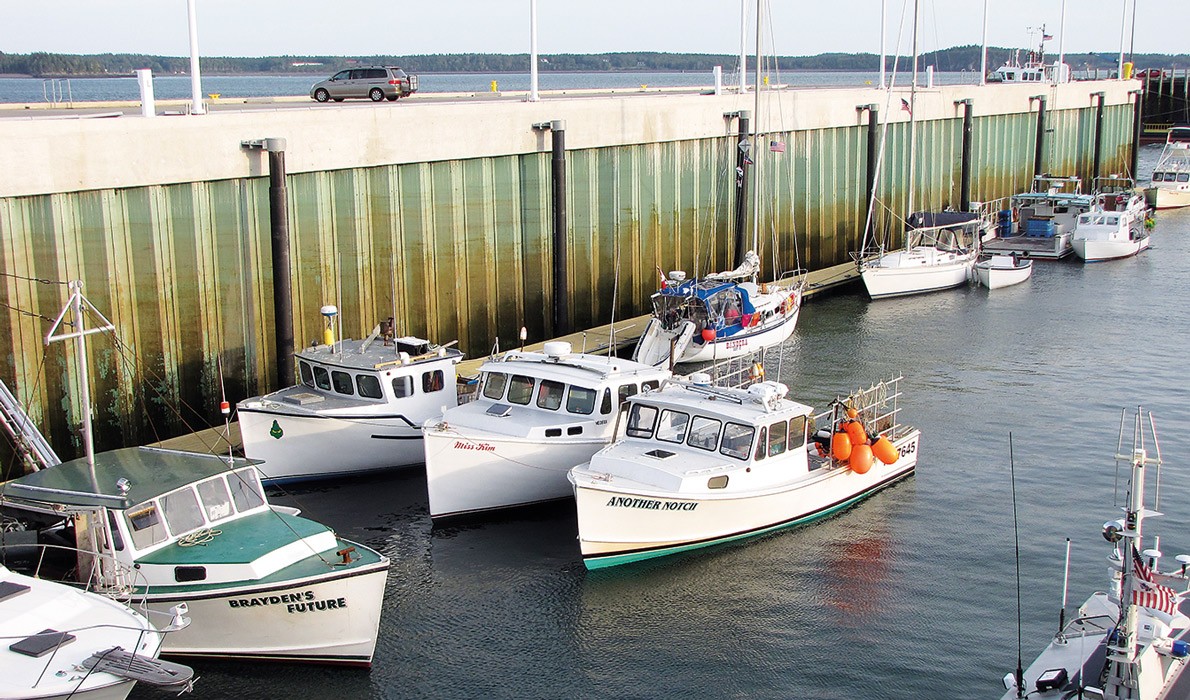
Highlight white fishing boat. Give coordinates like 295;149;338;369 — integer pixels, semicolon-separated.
975;255;1032;290
423;341;670;521
0;283;390;666
1;564;194;700
1002;408;1190;699
987;26;1071;84
1072;185;1151;262
569;374;919;569
1144;127;1190;210
238;306;464;483
858;211;989;299
982;176;1093;260
632;252;801;367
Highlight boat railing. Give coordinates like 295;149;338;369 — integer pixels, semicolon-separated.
0;620;159;691
695;351;770;391
6;540;152;606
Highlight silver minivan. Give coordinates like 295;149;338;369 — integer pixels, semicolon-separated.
310;66;418;103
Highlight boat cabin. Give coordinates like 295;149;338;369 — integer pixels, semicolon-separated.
292;335;462;408
650;278;762;337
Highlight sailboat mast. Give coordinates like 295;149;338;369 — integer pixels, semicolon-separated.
751;0;763;257
70;284;100;493
906;0;919;224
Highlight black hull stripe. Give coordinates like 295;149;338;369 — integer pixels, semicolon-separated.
369;434;424;441
239;407;417;427
587;466;914;561
165;650;372;667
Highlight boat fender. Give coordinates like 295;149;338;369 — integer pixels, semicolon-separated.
831;432;852;461
849;443;875;474
749;362;765;382
700;328;716;342
871;436;899;465
843;420;868;446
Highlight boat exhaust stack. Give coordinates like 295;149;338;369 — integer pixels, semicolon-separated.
321;305;338;347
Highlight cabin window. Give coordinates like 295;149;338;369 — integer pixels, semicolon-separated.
507;375;535;405
600;389;613;415
422;369;445;393
642;379;661;392
1153;173;1164;182
1179;173;1190;183
720;422;755;461
617;384;638;406
754;426;768;461
687;416;722;451
788;416;808;449
299;361;314;387
357;374;383;399
708;475;729;490
566;386;597;415
626;404;658;439
313;366;331;391
125;503;167;550
161;488;205;536
106;510;125;551
392;375;414;398
332;370;355;395
482;372;508;400
768;420;788;457
536;380;565;410
197;478;235;522
656;410;690;444
229;468;265;512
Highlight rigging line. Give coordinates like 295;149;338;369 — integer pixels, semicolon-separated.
0;271;68;286
0;300;70;325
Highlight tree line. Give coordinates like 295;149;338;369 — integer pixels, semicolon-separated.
1;48;1185;78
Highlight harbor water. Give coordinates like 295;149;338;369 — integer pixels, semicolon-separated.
124;148;1186;698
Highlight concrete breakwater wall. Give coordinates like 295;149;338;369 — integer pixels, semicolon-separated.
0;80;1136;459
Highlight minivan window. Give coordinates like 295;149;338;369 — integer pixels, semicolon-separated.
332;70;351;80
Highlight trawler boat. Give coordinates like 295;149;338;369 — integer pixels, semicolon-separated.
987;27;1071;84
238;306;464;483
569;374;919;569
1;564;194;699
632;251;802;367
1001;409;1190;699
423;341;669;521
975;255;1032;290
1145;127;1190;210
858;212;989;299
0;283;390;666
1072;187;1151;262
982;176;1093;260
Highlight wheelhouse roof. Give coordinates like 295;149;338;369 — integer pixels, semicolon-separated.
627;381;813;423
296;336;463;372
1;447;257;511
481;350;667;384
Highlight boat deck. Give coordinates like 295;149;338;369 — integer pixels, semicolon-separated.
982;235;1072;259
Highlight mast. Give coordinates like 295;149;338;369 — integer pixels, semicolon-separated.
907;0;920;229
751;0;763;256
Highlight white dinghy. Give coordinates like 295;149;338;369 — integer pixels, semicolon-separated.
975;255;1032;290
569;374;919;569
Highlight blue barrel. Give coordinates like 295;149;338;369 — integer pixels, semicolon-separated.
998;209;1013;237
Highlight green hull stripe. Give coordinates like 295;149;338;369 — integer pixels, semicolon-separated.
583;469;913;570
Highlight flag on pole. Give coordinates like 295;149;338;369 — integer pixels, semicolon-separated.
1042;33;1054;41
1131;546;1180;616
900;98;912;116
769;140;786;153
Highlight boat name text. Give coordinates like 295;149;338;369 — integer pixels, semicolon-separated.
454;440;495;452
606;496;698;511
227;590;349;614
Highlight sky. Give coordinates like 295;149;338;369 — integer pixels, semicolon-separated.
1;1;1183;59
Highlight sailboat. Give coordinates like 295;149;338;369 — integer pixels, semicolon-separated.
855;0;991;300
632;2;803;368
0;283;390;666
1001;409;1190;699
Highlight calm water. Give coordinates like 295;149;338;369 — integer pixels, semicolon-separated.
138;147;1188;699
0;71;978;104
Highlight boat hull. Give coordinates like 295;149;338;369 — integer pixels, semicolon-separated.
239;405;424;482
1073;236;1150;262
861;257;974;299
1145;186;1190;210
424;427;607;519
573;431;920;569
677;305;800;364
139;555;389;666
975;262;1032;289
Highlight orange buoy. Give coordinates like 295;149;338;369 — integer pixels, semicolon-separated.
843;420;868;446
849;443;874;474
845;407;859;419
831;432;852;461
871;435;899;465
700;328;716;342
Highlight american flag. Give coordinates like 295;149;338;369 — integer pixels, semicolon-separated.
770;140;786;153
900;98;912;116
1131;546;1180;616
1042;33;1054;41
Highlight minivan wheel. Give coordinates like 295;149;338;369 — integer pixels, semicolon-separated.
313;88;330;103
387;95;398;101
369;88;385;102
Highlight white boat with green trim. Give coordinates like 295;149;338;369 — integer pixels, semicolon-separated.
1;448;390;666
568;374;919;569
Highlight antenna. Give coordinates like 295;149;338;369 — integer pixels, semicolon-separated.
217;355;234;465
1009;432;1025;698
1058;537;1071;638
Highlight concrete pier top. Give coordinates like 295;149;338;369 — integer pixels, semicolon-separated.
0;80;1138;199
